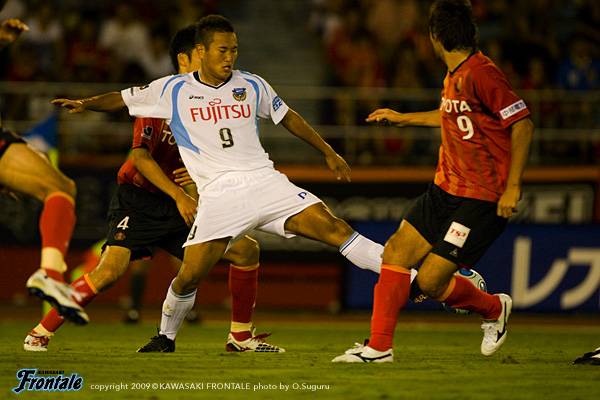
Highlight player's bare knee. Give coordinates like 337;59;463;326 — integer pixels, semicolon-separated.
61;176;77;199
383;235;404;258
416;274;446;299
239;238;260;265
54;176;76;199
90;266;124;292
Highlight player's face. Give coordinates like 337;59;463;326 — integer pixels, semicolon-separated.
197;32;238;86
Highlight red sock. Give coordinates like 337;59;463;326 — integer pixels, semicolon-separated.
39;274;98;333
39;192;76;256
44;270;65;282
434;276;502;319
369;264;411;351
229;264;258;341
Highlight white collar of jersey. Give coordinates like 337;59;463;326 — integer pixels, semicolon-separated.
193;70;233;89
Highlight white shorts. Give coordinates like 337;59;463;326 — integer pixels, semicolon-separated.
184;168;321;250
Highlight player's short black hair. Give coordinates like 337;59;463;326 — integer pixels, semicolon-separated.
429;0;478;52
168;24;198;73
195;14;235;50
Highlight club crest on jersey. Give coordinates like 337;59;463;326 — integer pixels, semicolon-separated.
114;232;126;241
232;88;247;101
455;75;463;92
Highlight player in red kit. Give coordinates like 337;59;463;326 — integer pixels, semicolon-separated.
333;0;533;363
1;6;88;325
23;24;279;353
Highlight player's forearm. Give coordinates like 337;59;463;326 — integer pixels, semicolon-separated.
80;92;126;112
506;118;533;188
132;150;185;201
403;110;441;127
281;109;337;157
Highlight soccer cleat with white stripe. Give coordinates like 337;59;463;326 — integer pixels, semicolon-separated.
23;331;50;352
332;340;393;363
481;293;512;356
573;347;600;365
226;328;285;353
26;269;89;325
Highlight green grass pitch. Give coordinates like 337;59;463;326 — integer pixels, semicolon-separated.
1;309;599;400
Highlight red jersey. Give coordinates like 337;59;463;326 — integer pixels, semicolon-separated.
117;118;184;196
434;52;530;202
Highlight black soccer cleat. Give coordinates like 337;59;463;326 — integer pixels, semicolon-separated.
137;328;175;353
573;348;600;365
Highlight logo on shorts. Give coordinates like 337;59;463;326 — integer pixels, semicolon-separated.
450;248;459;257
188;226;197;241
443;221;470;248
114;232;126;241
232;88;247;101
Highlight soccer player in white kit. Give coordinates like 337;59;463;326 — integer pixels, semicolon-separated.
53;15;416;351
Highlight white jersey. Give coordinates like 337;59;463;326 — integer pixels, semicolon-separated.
121;70;290;191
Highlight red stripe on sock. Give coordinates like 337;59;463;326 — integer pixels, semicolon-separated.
39;193;76;255
369;267;411;351
438;275;502;319
229;265;258;325
43;269;65;283
39;274;98;334
40;308;65;333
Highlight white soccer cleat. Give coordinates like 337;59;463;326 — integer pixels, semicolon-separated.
332;341;393;363
23;331;50;352
481;293;512;356
226;328;285;353
26;269;89;325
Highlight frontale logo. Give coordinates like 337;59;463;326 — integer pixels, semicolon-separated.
12;369;83;394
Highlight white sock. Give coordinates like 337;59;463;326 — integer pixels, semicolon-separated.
160;281;196;340
40;247;67;273
410;268;417;283
339;232;382;274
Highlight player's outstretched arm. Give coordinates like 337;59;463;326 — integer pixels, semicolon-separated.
0;18;28;51
497;117;533;218
280;109;351;182
52;92;125;114
366;108;441;128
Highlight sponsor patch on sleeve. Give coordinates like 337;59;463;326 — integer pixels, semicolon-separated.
443;221;471;248
272;96;283;112
500;100;527;120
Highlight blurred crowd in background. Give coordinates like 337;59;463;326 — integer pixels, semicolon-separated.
0;0;221;83
1;0;597;90
311;0;600;93
0;0;599;165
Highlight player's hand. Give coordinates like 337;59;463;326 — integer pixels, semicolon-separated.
52;99;86;114
173;166;195;187
325;152;351;182
366;108;406;127
497;185;521;218
0;19;29;48
174;190;198;227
